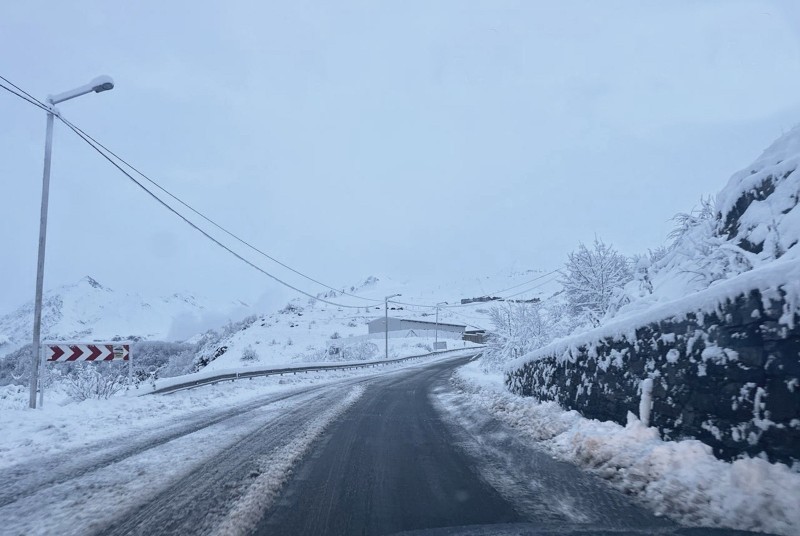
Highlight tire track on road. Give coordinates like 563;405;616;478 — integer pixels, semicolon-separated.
0;381;340;508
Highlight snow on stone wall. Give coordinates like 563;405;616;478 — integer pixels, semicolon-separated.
506;263;800;465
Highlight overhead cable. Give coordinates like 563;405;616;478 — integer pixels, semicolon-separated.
1;76;378;308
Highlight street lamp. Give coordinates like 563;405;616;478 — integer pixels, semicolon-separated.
28;76;115;409
384;294;401;360
435;302;448;350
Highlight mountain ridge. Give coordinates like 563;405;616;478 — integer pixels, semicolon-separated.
0;276;250;358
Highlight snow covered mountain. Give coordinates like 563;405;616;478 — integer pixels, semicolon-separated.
0;276;250;358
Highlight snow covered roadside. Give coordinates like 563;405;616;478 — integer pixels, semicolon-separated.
444;360;800;536
0;350;472;472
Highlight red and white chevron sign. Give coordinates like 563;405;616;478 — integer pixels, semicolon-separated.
45;343;130;362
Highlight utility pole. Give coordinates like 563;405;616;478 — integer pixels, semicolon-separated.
435;301;447;349
28;76;114;409
384;294;401;359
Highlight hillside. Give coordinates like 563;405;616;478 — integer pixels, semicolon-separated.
0;276;249;358
193;270;560;372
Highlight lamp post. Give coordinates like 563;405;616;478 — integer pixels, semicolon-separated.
28;76;115;409
435;301;448;349
384;293;401;360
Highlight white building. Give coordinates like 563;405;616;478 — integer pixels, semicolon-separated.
367;317;466;340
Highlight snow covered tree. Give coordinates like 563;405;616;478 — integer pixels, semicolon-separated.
559;238;632;326
482;301;566;372
666;196;753;285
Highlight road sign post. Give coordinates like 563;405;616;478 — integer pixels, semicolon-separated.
41;342;132;406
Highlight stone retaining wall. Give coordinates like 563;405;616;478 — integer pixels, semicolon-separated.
506;288;800;465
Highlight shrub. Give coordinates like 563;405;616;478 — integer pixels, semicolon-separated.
241;346;258;362
66;364;126;401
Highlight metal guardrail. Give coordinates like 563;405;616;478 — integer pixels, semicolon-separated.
148;347;484;395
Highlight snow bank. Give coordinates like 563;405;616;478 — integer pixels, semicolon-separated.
452;361;800;536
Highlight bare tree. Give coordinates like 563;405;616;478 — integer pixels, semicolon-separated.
559;238;632;326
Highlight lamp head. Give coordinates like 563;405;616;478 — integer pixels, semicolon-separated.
91;76;115;93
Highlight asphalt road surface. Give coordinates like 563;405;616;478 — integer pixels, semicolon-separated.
256;356;668;536
1;354;674;535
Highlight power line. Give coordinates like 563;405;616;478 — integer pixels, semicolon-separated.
1;75;381;307
501;275;560;299
0;75;44;106
2;74;561;313
60;121;368;309
0;79;369;309
58;116;383;303
0;81;52;114
482;269;560;297
392;272;562;310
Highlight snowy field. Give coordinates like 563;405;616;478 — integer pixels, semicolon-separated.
438;360;800;536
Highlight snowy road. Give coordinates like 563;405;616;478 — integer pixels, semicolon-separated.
256;356;670;535
1;354;671;535
0;376;367;535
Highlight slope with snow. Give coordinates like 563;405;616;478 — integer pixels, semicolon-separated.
607;124;800;323
193;270;558;372
0;276;249;358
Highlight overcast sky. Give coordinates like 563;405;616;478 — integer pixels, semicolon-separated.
2;1;800;315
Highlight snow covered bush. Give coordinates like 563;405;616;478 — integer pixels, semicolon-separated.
0;344;32;386
664;196;753;287
192;314;262;371
0;383;27;410
343;341;378;361
278;302;304;315
131;341;197;381
241;346;258;362
559;238;632;326
66;363;126;401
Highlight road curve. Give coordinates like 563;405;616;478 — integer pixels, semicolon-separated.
255;356;667;535
2;354;672;535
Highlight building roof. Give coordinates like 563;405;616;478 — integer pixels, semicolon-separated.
369;317;466;329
